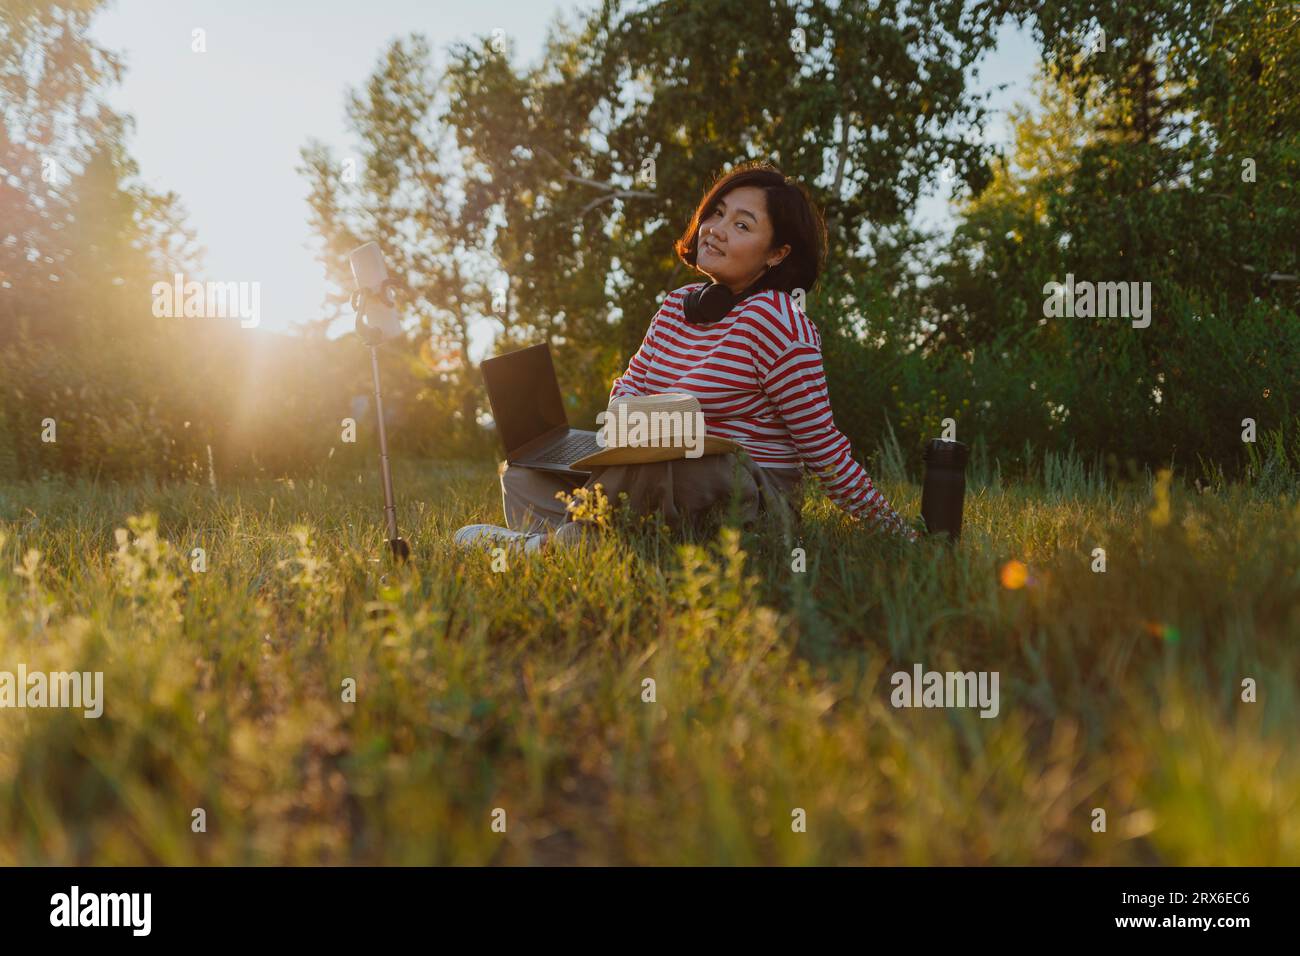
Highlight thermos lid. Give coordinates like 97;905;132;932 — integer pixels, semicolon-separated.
923;438;970;468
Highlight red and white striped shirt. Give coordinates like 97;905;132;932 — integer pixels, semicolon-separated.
609;283;917;539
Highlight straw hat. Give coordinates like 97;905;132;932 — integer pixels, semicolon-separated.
570;392;741;470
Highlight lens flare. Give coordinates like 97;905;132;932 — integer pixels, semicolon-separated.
1142;619;1181;642
1000;560;1029;589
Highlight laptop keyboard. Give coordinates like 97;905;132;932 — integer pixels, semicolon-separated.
534;430;601;464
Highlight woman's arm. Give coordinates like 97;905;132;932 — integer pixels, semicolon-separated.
752;302;918;541
609;319;658;401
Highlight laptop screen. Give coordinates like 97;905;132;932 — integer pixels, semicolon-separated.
480;343;569;455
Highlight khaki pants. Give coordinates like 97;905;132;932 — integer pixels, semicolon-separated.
499;451;803;539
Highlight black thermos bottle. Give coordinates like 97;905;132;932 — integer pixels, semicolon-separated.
920;438;970;541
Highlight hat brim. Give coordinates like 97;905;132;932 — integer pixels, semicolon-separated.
570;435;743;471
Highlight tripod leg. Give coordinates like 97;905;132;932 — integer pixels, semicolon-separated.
369;347;409;562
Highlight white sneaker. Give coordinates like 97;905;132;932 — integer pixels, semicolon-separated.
453;524;547;554
550;520;602;551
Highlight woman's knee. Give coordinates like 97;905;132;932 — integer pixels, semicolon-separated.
499;460;526;491
499;465;574;532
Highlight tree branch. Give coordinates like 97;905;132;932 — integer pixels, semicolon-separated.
536;145;657;201
1238;261;1299;283
831;112;851;201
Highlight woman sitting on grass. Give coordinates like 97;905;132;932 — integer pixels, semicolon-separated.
456;161;918;552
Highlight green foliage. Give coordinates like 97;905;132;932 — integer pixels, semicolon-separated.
926;9;1300;479
0;310;498;481
5;0;1296;487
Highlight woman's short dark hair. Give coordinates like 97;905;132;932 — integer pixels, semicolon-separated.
674;161;828;297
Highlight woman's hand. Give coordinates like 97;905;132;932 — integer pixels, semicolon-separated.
855;510;922;542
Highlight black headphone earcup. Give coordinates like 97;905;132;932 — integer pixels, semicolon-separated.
682;285;704;323
684;282;736;325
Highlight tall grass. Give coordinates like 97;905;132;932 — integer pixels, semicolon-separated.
0;449;1296;865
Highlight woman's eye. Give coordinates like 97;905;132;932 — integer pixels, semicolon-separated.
709;206;746;229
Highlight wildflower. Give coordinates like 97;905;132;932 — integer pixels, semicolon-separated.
554;482;613;530
111;513;183;625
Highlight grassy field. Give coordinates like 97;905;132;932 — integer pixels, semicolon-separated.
1;448;1297;865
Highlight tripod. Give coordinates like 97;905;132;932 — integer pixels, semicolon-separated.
351;281;411;563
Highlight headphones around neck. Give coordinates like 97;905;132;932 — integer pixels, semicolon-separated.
682;268;773;326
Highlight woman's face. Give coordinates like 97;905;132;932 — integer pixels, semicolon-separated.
696;185;791;295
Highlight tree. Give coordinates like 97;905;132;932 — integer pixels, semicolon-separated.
433;0;1014;419
925;1;1299;475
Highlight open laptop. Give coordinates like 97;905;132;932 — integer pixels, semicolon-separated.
480;343;602;482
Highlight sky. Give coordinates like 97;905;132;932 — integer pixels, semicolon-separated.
90;0;1040;355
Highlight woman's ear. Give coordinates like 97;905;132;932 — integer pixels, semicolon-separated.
768;243;792;269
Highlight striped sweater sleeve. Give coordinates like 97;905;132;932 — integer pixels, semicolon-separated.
750;299;919;541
